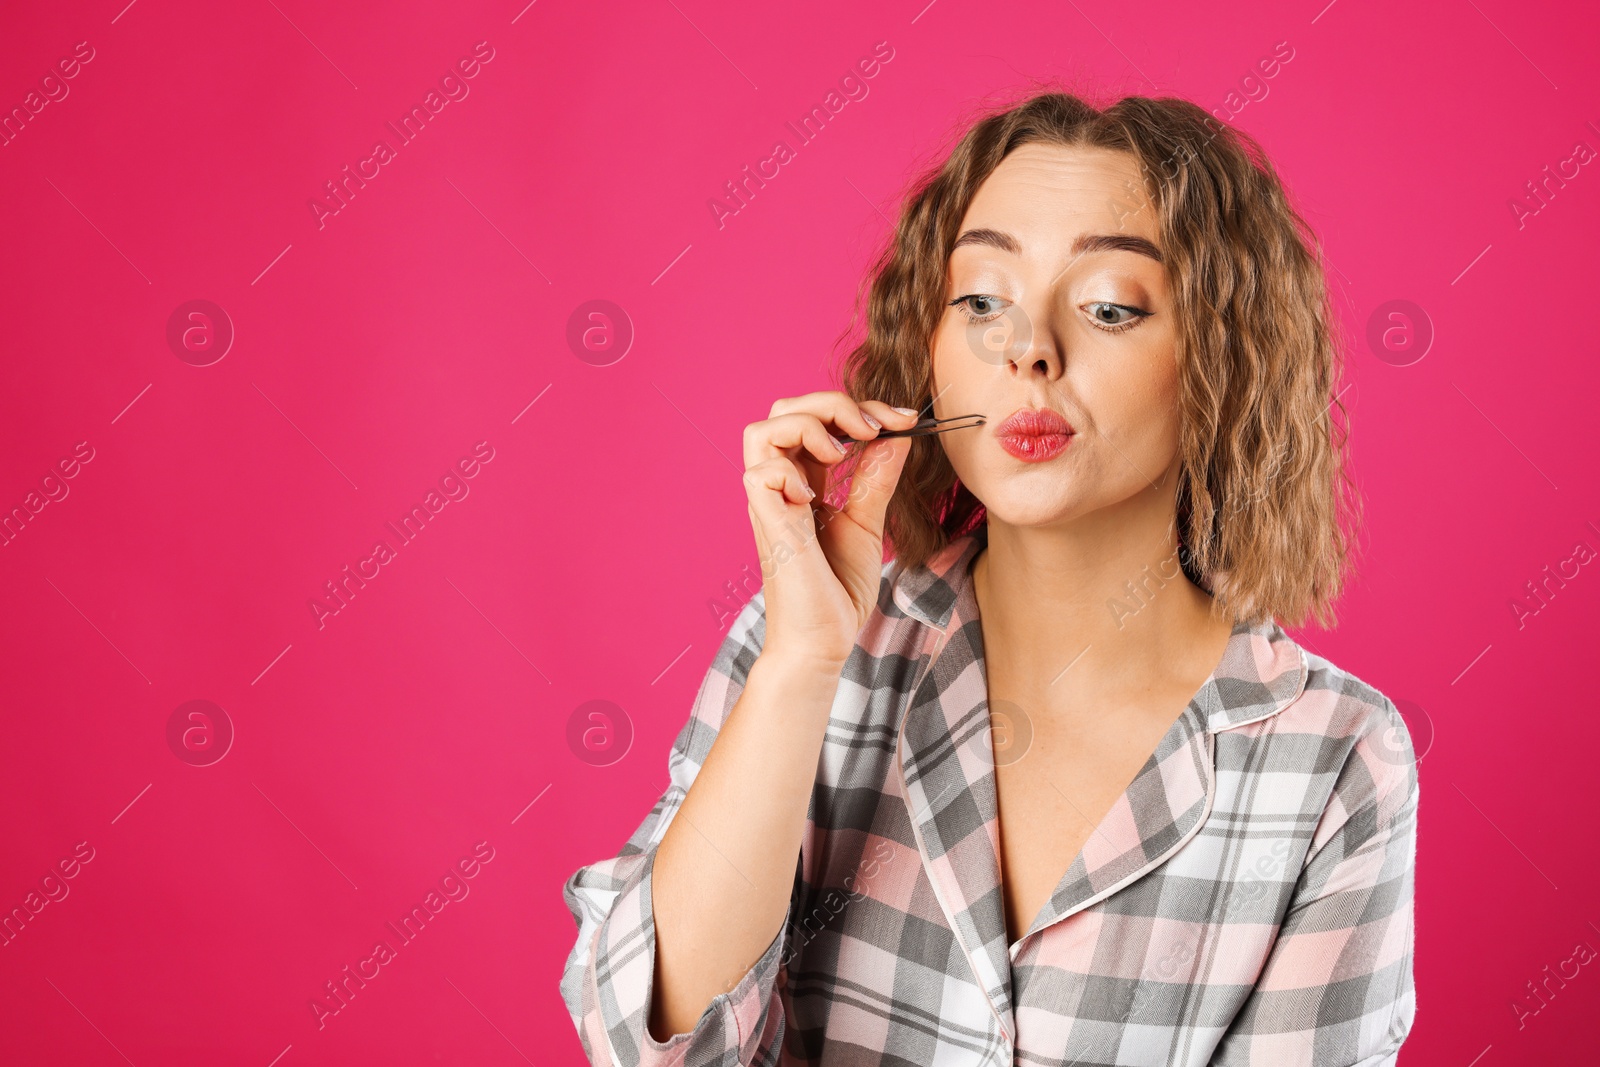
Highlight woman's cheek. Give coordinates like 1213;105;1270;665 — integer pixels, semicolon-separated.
1106;352;1175;441
938;438;979;497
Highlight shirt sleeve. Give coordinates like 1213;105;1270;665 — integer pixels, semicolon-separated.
559;591;791;1067
1211;696;1420;1067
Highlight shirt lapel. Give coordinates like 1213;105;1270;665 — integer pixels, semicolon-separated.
893;528;1017;1040
1020;702;1214;939
888;527;1310;1037
1022;612;1309;938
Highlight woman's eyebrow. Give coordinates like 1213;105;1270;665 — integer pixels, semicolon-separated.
952;228;1022;254
1072;232;1163;264
952;227;1163;264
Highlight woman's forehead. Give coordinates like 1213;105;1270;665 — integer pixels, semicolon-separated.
960;144;1156;245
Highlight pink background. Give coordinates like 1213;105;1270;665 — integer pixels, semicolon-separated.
1;0;1597;1063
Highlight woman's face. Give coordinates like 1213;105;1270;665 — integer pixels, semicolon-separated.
930;142;1180;530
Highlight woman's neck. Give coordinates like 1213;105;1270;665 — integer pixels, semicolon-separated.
970;504;1235;713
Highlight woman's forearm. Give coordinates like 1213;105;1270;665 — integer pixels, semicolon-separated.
646;650;845;1041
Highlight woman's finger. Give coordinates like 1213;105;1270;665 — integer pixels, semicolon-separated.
743;412;853;471
768;391;889;444
745;397;921;470
742;456;815;523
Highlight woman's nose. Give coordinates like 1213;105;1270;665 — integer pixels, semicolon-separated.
1002;301;1062;379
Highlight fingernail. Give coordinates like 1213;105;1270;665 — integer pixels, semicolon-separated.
862;412;883;431
892;406;919;417
803;485;816;499
831;435;851;454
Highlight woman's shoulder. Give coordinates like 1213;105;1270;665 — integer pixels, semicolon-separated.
1283;646;1415;764
1226;638;1420;833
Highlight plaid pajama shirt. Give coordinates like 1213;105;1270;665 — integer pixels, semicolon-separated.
561;527;1419;1066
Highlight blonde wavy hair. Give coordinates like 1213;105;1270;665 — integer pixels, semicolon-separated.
834;88;1359;630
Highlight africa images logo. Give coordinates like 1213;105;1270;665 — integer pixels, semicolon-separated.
308;42;497;230
308;442;496;630
706;41;895;230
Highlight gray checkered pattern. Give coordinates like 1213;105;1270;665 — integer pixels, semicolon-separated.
562;528;1418;1065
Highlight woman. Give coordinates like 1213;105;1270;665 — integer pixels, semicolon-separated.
561;91;1418;1066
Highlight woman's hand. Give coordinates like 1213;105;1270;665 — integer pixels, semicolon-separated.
742;392;919;669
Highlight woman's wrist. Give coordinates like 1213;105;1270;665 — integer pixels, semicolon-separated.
747;649;852;723
753;646;850;685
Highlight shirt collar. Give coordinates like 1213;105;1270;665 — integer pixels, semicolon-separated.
890;525;1308;1041
888;526;983;632
888;525;1308;733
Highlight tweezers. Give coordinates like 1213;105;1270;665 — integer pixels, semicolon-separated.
872;413;986;439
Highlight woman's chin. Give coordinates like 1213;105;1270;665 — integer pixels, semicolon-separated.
968;487;1081;530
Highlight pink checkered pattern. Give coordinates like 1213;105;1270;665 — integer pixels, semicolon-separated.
561;528;1418;1066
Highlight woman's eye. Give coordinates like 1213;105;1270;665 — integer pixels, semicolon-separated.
1084;302;1148;332
950;294;1008;322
